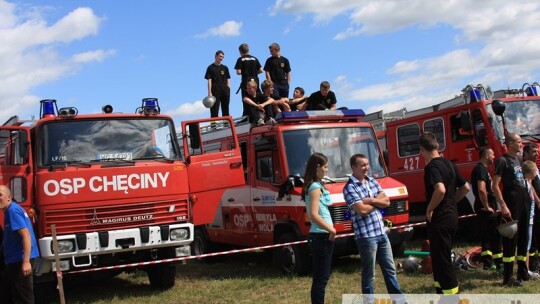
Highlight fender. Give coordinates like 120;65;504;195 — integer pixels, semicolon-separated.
273;220;303;243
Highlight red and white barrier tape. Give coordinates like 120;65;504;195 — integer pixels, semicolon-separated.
65;213;477;274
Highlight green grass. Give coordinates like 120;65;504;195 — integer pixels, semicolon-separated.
50;239;540;304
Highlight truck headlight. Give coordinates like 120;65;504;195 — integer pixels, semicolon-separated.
51;239;75;254
170;228;189;240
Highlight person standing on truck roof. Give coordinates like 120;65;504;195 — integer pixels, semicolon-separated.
523;142;540;275
243;80;275;126
234;43;263;118
205;50;231;118
492;133;531;286
264;43;291;100
419;132;469;295
343;154;406;304
301;153;335;304
301;81;337;111
471;147;503;271
0;185;40;304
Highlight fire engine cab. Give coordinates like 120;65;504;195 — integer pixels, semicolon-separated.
363;82;540;223
189;109;412;274
0;98;244;289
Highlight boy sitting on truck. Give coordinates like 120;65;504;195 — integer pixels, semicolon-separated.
243;80;277;126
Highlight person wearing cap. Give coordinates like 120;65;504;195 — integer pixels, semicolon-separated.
419;132;469;295
0;185;40;304
302;81;337;111
264;43;291;100
492;133;531;286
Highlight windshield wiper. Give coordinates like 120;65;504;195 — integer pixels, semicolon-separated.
520;133;540;142
48;160;92;171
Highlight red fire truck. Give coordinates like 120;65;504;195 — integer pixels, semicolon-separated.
189;109;412;274
0;98;244;289
363;82;540;223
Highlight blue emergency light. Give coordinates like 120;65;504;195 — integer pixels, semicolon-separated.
137;98;161;115
39;99;58;118
524;82;540;96
469;88;482;102
275;109;365;122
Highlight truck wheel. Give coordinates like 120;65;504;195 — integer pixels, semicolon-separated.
274;232;310;275
192;228;223;263
192;229;210;256
392;241;406;257
147;263;176;289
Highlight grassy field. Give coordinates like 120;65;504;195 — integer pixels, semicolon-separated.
50;237;540;304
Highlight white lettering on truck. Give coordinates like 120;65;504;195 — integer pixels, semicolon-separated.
43;172;170;196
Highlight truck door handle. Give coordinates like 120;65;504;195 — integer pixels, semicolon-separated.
227;198;235;202
253;197;261;201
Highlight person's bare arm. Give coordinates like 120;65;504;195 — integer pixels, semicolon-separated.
18;228;33;276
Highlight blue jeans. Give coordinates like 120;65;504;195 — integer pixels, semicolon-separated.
308;233;334;304
356;234;405;304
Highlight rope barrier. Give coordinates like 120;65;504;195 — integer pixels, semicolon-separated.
65;213;477;274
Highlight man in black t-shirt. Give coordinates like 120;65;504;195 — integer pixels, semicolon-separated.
303;81;337;111
420;132;469;295
204;50;231;118
234;43;263;117
471;147;502;270
493;133;531;286
264;43;291;99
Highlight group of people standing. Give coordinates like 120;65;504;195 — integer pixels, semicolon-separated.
302;131;540;303
204;43;338;125
474;134;540;286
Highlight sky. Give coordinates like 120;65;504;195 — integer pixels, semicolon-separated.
1;0;540;124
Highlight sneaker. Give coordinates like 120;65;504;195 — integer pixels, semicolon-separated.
528;270;540;280
257;118;265;126
266;117;277;125
503;278;523;287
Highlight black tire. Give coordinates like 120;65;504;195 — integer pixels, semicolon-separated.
147;263;176;290
191;228;224;263
274;232;310;275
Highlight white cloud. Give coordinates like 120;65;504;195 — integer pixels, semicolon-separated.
272;0;540;116
0;1;107;122
167;100;208;118
195;20;242;38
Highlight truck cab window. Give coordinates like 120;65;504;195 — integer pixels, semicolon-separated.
397;124;420;157
423;118;445;150
473;109;488;146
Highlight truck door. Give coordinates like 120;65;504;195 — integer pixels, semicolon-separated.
181;117;244;226
0;127;34;212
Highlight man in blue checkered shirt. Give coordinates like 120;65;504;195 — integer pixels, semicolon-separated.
343;154;405;303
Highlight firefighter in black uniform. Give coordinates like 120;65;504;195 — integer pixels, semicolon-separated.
492;133;531;286
419;132;470;295
471;147;503;270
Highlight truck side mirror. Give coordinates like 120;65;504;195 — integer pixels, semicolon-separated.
18;131;29;158
491;99;506;116
277;175;304;199
187;123;201;150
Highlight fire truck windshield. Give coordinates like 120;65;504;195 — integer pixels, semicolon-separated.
282;127;386;180
503;99;540;137
39;118;179;166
